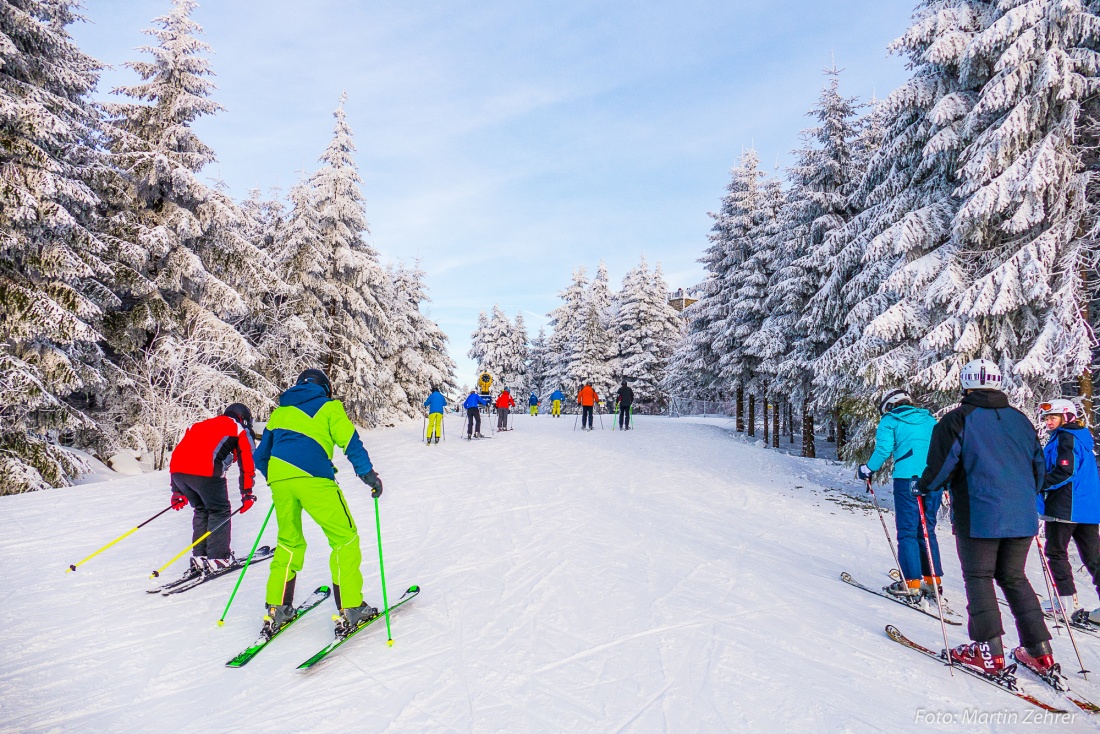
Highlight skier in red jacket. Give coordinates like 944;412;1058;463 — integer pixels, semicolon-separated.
495;389;516;431
169;404;257;574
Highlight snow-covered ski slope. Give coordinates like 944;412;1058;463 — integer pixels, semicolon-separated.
2;415;1096;732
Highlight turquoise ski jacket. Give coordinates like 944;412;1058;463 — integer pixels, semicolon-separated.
866;405;937;480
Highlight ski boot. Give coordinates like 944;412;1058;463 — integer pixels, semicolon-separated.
204;555;235;572
475;432;484;438
920;576;942;598
884;579;922;600
949;638;1006;674
334;601;378;637
261;603;295;639
1012;640;1055;676
434;437;440;444
1076;608;1100;626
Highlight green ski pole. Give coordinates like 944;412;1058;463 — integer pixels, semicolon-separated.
373;495;394;646
217;502;275;626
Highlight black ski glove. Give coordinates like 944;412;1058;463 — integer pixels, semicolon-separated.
359;470;383;498
909;477;927;497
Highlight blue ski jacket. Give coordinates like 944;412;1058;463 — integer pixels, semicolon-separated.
423;391;447;414
918;390;1043;539
549;390;564;402
463;393;487;410
865;405;937;480
529;394;539;406
1040;424;1100;523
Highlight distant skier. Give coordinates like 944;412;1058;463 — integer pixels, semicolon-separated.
423;387;447;445
529;392;540;416
495;388;516;430
550;388;564;417
464;389;487;438
577;382;598;430
253;369;384;638
615;381;634;430
1035;398;1100;625
856;389;942;600
168;403;257;575
916;359;1052;675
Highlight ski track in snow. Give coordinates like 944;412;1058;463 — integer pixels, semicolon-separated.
2;415;1099;732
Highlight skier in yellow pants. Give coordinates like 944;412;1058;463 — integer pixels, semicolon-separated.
550;388;564;417
253;369;385;638
423;387;447;444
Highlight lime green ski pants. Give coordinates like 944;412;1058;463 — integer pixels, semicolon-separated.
426;413;443;439
266;476;364;609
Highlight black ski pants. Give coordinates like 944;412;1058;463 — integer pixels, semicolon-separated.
170;472;232;559
1045;521;1100;598
497;407;509;430
466;407;481;436
582;405;594;429
618;404;631;430
955;535;1050;648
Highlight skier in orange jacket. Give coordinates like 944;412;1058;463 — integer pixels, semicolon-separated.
577;383;598;430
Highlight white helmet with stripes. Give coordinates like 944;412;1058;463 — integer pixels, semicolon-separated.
960;359;1002;391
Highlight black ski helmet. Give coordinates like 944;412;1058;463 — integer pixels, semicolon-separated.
224;403;253;431
296;368;332;397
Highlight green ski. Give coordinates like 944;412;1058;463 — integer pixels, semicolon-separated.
226;585;331;667
297;584;420;670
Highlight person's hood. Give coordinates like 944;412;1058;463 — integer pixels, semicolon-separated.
1059;423;1095;451
961;390;1010;409
280;383;329;410
888;404;934;424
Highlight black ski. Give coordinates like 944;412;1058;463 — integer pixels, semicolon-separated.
840;572;962;625
225;585;332;667
297;584;420;670
886;625;1067;713
150;546;274;596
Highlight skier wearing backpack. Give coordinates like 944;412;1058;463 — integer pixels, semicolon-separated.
916;359;1052;675
253;369;384;638
168;404;257;575
1035;398;1100;625
495;388;516;430
856;389;942;601
549;388;564;417
464;389;487;438
577;382;598;430
423;387;447;445
615;381;634;430
529;393;540;416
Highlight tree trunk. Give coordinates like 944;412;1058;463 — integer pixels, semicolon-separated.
772;401;780;448
736;386;744;432
788;403;795;444
748;395;755;437
763;399;770;445
802;398;815;458
1082;266;1095;430
836;409;846;457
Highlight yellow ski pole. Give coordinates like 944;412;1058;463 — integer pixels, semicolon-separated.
67;504;175;572
150;507;243;578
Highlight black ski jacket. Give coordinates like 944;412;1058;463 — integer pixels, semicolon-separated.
616;386;634;406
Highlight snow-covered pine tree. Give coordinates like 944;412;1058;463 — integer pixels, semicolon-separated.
527;327;552;397
469;305;523;390
848;1;994;425
713;150;768;407
614;258;684;407
546;267;589;393
768;67;863;456
569;262;617;398
918;0;1100;407
253;178;326;389
509;311;530;395
104;0;278;457
386;262;457;416
468;311;490;372
0;0;139;492
309;93;395;426
646;264;685;405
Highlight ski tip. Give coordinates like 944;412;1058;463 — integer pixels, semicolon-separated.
318;585;331;593
407;585;420;593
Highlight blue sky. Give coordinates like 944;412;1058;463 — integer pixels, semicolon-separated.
73;0;915;383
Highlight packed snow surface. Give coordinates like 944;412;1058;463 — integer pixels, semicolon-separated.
2;415;1097;732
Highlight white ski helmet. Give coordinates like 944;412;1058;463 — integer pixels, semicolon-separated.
1039;398;1078;423
959;359;1002;391
879;388;912;415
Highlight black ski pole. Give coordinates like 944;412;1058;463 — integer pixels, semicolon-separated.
1035;531;1089;678
865;477;905;583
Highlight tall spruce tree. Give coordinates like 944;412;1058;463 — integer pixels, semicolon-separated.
546;267;588;392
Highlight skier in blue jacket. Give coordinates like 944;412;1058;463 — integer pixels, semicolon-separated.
423;388;447;445
463;390;487;438
1035;399;1100;624
528;393;540;416
549;389;564;418
857;389;941;600
916;359;1052;676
